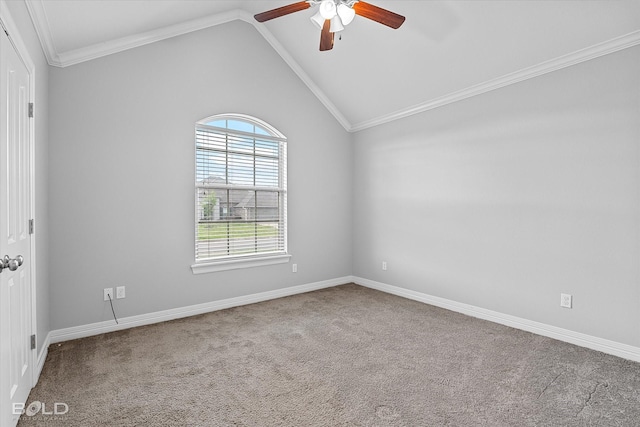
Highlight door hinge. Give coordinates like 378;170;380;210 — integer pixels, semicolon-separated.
28;102;33;118
30;334;36;350
29;219;34;235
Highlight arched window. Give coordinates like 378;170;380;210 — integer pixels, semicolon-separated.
192;114;288;273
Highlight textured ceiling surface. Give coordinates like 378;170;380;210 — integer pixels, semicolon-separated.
23;0;640;131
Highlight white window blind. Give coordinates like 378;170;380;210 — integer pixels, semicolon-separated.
195;115;287;264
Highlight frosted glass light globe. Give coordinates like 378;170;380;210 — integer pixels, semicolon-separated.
330;15;344;32
310;11;325;29
319;0;337;19
337;4;355;25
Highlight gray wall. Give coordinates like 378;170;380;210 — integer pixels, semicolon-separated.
12;2;640;351
48;21;353;329
353;46;640;347
4;0;50;353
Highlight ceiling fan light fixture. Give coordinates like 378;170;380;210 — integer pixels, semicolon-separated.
336;3;355;25
253;0;406;52
329;15;344;32
319;0;337;19
310;10;325;29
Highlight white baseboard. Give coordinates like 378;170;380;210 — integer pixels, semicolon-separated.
33;331;50;387
50;276;353;344
354;276;640;363
46;274;640;364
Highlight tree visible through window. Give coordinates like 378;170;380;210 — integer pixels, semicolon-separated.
195;114;287;263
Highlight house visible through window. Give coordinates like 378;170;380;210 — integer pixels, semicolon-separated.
194;114;287;270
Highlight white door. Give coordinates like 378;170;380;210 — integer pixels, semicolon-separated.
0;26;33;427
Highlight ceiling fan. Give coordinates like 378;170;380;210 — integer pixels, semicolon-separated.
254;1;405;51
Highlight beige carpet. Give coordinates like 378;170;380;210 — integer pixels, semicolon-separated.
17;284;640;426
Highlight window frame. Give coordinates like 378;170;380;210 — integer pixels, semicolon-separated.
191;114;290;274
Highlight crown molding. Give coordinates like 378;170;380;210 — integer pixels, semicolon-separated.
25;1;244;67
349;29;640;132
23;0;59;66
22;0;640;133
23;1;352;130
238;13;352;131
59;9;246;67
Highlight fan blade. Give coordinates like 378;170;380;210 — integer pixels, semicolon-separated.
319;19;334;51
254;1;310;22
353;1;405;29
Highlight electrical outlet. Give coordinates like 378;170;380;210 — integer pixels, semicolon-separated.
116;286;126;299
382;261;387;271
103;288;113;301
560;293;572;308
292;264;297;273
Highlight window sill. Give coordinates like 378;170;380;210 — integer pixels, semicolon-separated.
191;253;291;274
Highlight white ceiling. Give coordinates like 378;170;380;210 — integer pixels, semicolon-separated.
24;0;640;131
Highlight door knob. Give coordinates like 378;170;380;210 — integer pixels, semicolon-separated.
0;255;23;272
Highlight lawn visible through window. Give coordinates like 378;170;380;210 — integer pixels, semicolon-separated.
195;115;287;263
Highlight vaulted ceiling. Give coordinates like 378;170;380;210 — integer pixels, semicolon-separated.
24;0;640;131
